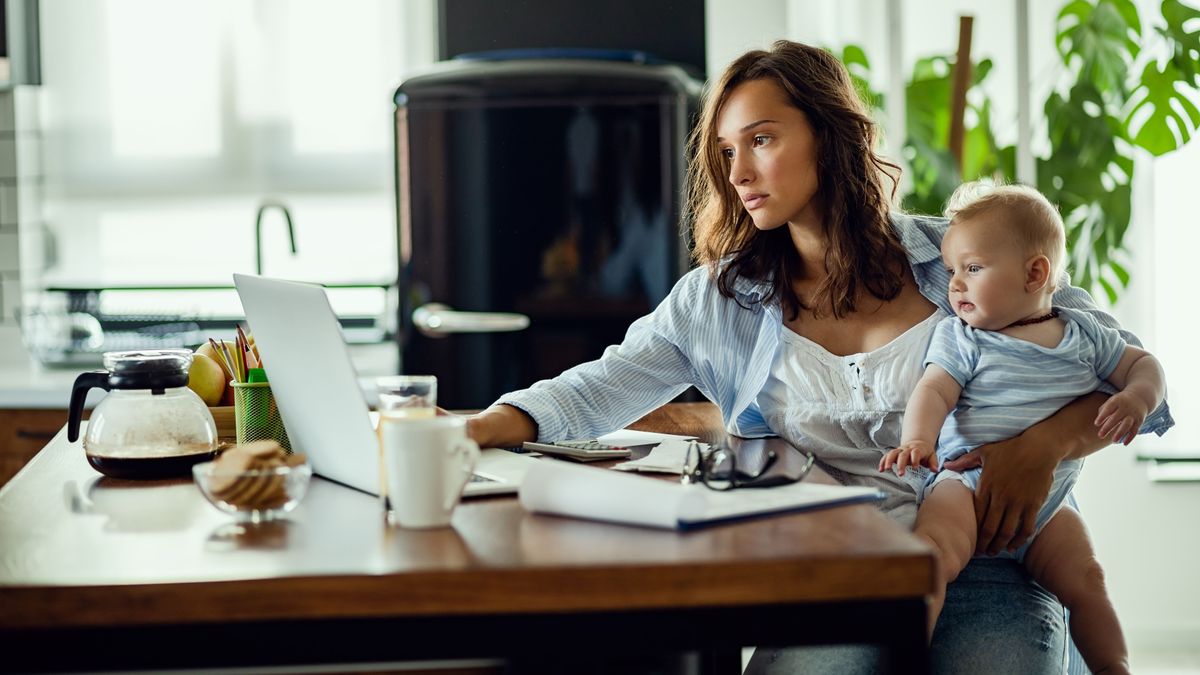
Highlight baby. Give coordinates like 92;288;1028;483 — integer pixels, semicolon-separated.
879;181;1165;675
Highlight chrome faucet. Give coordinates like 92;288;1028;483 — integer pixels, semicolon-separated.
255;201;298;275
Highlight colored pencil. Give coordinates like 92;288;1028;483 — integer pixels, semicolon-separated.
208;337;234;379
221;339;240;383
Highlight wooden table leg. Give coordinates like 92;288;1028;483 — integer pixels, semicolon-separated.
880;597;931;674
698;647;743;675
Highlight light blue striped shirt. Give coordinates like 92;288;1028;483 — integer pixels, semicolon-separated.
928;307;1129;462
496;213;1174;443
919;307;1133;560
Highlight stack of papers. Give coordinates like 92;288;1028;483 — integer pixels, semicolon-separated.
613;438;699;473
518;459;884;530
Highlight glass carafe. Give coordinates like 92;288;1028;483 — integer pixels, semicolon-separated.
68;350;218;479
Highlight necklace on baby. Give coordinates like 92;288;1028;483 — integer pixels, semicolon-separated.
1006;308;1059;328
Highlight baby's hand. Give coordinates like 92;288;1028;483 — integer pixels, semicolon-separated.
879;441;938;476
1095;392;1149;445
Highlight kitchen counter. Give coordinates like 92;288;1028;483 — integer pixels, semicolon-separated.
0;342;400;409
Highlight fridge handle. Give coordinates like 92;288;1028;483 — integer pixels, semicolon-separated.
412;303;530;338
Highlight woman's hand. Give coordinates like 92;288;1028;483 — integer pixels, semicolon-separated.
943;434;1059;556
878;441;937;476
463;404;538;449
943;391;1112;555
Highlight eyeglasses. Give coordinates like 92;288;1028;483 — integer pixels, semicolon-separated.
681;440;815;491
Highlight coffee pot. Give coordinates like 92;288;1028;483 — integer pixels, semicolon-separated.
68;349;218;479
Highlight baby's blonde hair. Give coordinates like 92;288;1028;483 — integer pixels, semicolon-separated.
944;180;1066;292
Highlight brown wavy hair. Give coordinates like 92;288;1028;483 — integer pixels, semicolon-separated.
687;40;904;320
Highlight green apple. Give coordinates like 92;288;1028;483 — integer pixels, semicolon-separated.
188;353;227;406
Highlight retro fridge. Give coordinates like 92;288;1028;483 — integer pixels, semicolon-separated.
394;55;701;408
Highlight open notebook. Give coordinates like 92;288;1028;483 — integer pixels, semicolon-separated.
519;459;883;530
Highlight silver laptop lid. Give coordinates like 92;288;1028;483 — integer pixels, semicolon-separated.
233;273;380;495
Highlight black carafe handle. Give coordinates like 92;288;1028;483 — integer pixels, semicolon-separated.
68;371;111;442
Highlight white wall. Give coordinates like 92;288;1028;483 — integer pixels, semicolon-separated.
705;0;1200;651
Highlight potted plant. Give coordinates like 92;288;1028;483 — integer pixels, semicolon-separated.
841;0;1200;302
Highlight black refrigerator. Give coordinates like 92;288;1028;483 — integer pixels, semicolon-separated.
394;56;701;409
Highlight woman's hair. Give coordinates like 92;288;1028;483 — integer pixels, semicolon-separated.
945;180;1067;292
687;40;905;320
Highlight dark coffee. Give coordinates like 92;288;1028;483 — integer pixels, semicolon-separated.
86;449;216;480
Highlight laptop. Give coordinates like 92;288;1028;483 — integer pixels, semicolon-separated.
232;273;536;497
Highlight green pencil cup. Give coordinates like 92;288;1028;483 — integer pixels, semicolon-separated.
231;381;292;453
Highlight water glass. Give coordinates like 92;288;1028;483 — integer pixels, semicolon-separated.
376;375;438;420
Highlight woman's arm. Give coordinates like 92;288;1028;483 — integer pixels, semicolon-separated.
466;404;538;449
944;391;1111;556
464;268;724;444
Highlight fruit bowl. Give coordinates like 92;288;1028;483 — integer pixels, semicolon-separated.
193;460;311;522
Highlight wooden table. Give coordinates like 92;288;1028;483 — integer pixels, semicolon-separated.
0;403;934;673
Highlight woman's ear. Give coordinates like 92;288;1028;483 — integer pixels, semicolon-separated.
1025;255;1051;293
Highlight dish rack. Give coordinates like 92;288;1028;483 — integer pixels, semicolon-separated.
21;285;393;366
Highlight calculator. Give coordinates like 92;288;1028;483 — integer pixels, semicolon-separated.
521;439;632;462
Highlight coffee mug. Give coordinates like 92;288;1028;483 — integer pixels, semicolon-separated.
380;416;480;528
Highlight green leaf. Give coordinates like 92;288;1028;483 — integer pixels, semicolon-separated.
1098;277;1118;304
841;44;870;69
1126;58;1200;155
903;135;960;215
1100;182;1133;246
831;45;885;116
1109;259;1131;286
1057;0;1142;97
1160;0;1200;85
907;56;954;148
1040;84;1128;220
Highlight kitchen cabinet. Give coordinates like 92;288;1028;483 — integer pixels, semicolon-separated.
0;409;71;487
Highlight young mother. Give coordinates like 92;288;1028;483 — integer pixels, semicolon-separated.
466;40;1171;672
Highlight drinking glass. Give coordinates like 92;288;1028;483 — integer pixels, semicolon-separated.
375;375;438;516
376;375;438;420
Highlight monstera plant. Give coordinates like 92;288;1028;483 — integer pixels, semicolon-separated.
840;0;1200;303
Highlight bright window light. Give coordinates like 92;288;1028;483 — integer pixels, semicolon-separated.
286;1;392;154
106;0;222;159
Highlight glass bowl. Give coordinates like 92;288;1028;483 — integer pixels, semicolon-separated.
192;460;311;521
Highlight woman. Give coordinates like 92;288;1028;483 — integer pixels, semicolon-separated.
466;41;1171;672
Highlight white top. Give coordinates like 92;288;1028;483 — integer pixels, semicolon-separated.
756;309;947;527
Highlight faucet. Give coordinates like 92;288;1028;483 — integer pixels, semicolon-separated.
255;201;298;275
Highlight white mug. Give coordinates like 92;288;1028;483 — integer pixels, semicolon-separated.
380;415;480;528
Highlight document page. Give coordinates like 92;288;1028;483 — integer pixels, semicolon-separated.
519;459;883;530
519;459;706;529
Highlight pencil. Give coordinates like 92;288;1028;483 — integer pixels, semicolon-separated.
237;325;252;381
235;335;245;383
221;339;240;383
240;332;249;379
208;337;234;379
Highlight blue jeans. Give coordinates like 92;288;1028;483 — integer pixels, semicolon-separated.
744;558;1068;674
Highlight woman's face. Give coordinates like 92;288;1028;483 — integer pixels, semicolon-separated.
716;78;822;231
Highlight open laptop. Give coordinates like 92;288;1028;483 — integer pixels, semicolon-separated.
232;273;536;497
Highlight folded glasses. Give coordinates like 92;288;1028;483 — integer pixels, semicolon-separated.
681;440;815;491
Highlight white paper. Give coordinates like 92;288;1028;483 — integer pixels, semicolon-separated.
519;459;706;529
688;481;883;523
595;429;697;447
518;458;884;530
613;439;702;474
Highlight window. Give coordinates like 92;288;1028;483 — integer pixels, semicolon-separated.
37;0;435;286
